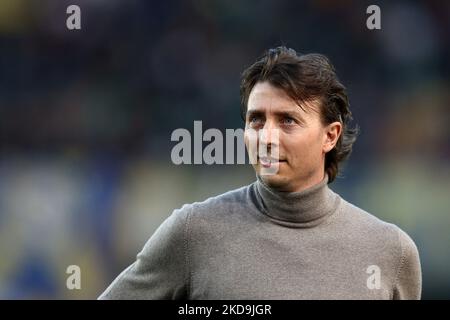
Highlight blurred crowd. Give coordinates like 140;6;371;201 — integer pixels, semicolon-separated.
0;0;449;299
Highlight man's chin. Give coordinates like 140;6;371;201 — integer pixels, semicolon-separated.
258;173;291;191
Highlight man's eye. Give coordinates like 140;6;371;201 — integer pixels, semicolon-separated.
249;117;263;124
282;117;295;125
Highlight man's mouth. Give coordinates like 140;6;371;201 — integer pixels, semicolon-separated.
258;156;286;168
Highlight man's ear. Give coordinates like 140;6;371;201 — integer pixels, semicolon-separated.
323;122;342;153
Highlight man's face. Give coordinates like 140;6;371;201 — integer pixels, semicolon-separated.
244;81;340;192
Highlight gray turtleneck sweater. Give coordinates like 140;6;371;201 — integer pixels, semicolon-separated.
99;174;422;300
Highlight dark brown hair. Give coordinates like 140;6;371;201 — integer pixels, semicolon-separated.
240;46;359;183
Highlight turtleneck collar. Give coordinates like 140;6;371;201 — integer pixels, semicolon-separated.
252;173;341;228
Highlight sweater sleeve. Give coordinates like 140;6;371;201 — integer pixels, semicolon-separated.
392;228;422;300
98;204;192;300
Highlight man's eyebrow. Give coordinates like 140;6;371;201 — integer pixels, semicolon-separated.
246;109;265;118
274;110;306;123
273;110;302;118
246;108;306;121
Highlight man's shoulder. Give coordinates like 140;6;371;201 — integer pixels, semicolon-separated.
339;198;390;228
174;183;254;219
339;198;418;252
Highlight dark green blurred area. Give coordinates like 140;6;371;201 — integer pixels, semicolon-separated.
0;0;448;299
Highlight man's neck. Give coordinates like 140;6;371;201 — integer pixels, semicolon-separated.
290;171;326;193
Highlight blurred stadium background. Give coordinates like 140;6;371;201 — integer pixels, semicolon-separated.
0;0;449;299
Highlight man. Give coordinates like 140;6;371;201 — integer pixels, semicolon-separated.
99;46;421;299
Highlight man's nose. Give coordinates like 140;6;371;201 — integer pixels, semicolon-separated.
260;120;279;147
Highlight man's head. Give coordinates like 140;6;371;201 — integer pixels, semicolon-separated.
241;46;359;192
